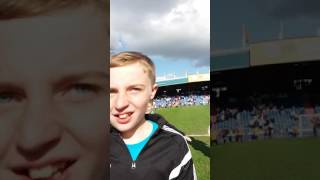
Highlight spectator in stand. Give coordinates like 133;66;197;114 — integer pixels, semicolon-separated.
154;94;210;108
311;116;320;137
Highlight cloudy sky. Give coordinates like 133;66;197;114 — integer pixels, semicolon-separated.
111;0;210;78
212;0;320;50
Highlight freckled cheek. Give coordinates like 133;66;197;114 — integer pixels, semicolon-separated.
59;103;107;142
0;101;24;115
0;132;14;161
0;103;25;125
133;97;151;110
58;98;107;121
109;93;150;109
109;96;116;110
0;111;22;160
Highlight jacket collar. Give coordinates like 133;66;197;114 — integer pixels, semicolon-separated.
110;113;185;136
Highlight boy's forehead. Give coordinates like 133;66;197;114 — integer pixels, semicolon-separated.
111;63;149;75
110;63;152;83
0;5;107;80
0;5;105;40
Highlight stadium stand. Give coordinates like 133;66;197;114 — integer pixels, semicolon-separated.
212;37;320;144
154;94;210;108
154;73;210;109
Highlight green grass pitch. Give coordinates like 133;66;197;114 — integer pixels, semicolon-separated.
154;105;320;180
156;105;210;135
212;138;320;180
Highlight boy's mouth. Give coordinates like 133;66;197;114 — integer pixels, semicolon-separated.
11;160;76;180
119;114;129;119
115;112;133;124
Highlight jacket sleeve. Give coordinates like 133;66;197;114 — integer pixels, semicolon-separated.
169;137;197;180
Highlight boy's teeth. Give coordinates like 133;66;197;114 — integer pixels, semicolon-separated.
53;171;62;179
29;166;56;179
119;114;129;119
29;163;67;179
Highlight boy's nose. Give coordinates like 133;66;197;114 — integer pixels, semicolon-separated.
16;102;62;160
115;93;129;111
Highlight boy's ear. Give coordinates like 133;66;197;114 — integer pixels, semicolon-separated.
150;84;158;99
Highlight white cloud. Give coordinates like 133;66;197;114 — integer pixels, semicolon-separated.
111;0;210;67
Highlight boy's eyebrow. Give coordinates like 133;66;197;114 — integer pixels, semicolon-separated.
0;83;24;93
109;84;145;91
127;84;145;88
110;87;117;91
0;71;109;93
53;71;108;86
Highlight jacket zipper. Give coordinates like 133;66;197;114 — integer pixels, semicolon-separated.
130;123;162;170
131;161;136;169
114;120;162;171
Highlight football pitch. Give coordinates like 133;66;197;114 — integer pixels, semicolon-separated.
156;105;210;180
154;105;320;180
212;138;320;180
156;105;210;135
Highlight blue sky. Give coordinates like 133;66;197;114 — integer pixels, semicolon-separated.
111;0;320;76
212;0;320;50
111;0;210;78
112;47;210;78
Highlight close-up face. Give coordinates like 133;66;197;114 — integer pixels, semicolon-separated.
0;5;108;180
110;62;157;135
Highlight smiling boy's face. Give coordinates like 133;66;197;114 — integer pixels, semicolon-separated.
110;62;158;137
0;4;108;180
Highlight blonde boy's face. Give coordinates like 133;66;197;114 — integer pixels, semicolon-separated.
110;62;158;135
0;6;108;180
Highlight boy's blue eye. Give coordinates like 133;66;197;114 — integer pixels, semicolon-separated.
66;84;101;95
60;83;102;102
132;87;143;91
72;84;96;92
0;93;19;103
0;95;12;103
129;88;141;93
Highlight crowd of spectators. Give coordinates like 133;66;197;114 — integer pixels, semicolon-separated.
212;93;320;144
154;94;210;108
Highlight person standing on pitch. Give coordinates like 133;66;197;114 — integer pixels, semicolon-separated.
110;51;197;180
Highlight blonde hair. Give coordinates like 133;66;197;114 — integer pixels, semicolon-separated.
0;0;108;19
111;51;156;84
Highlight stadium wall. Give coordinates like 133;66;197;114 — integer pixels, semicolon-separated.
157;73;210;87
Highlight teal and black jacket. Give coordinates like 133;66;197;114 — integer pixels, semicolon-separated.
110;114;197;180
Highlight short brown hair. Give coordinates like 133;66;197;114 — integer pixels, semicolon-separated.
111;51;156;84
0;0;108;20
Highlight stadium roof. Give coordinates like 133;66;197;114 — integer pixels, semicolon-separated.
157;78;188;87
156;73;209;87
211;36;320;72
211;48;250;71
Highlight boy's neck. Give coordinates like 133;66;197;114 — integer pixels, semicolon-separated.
122;119;153;144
